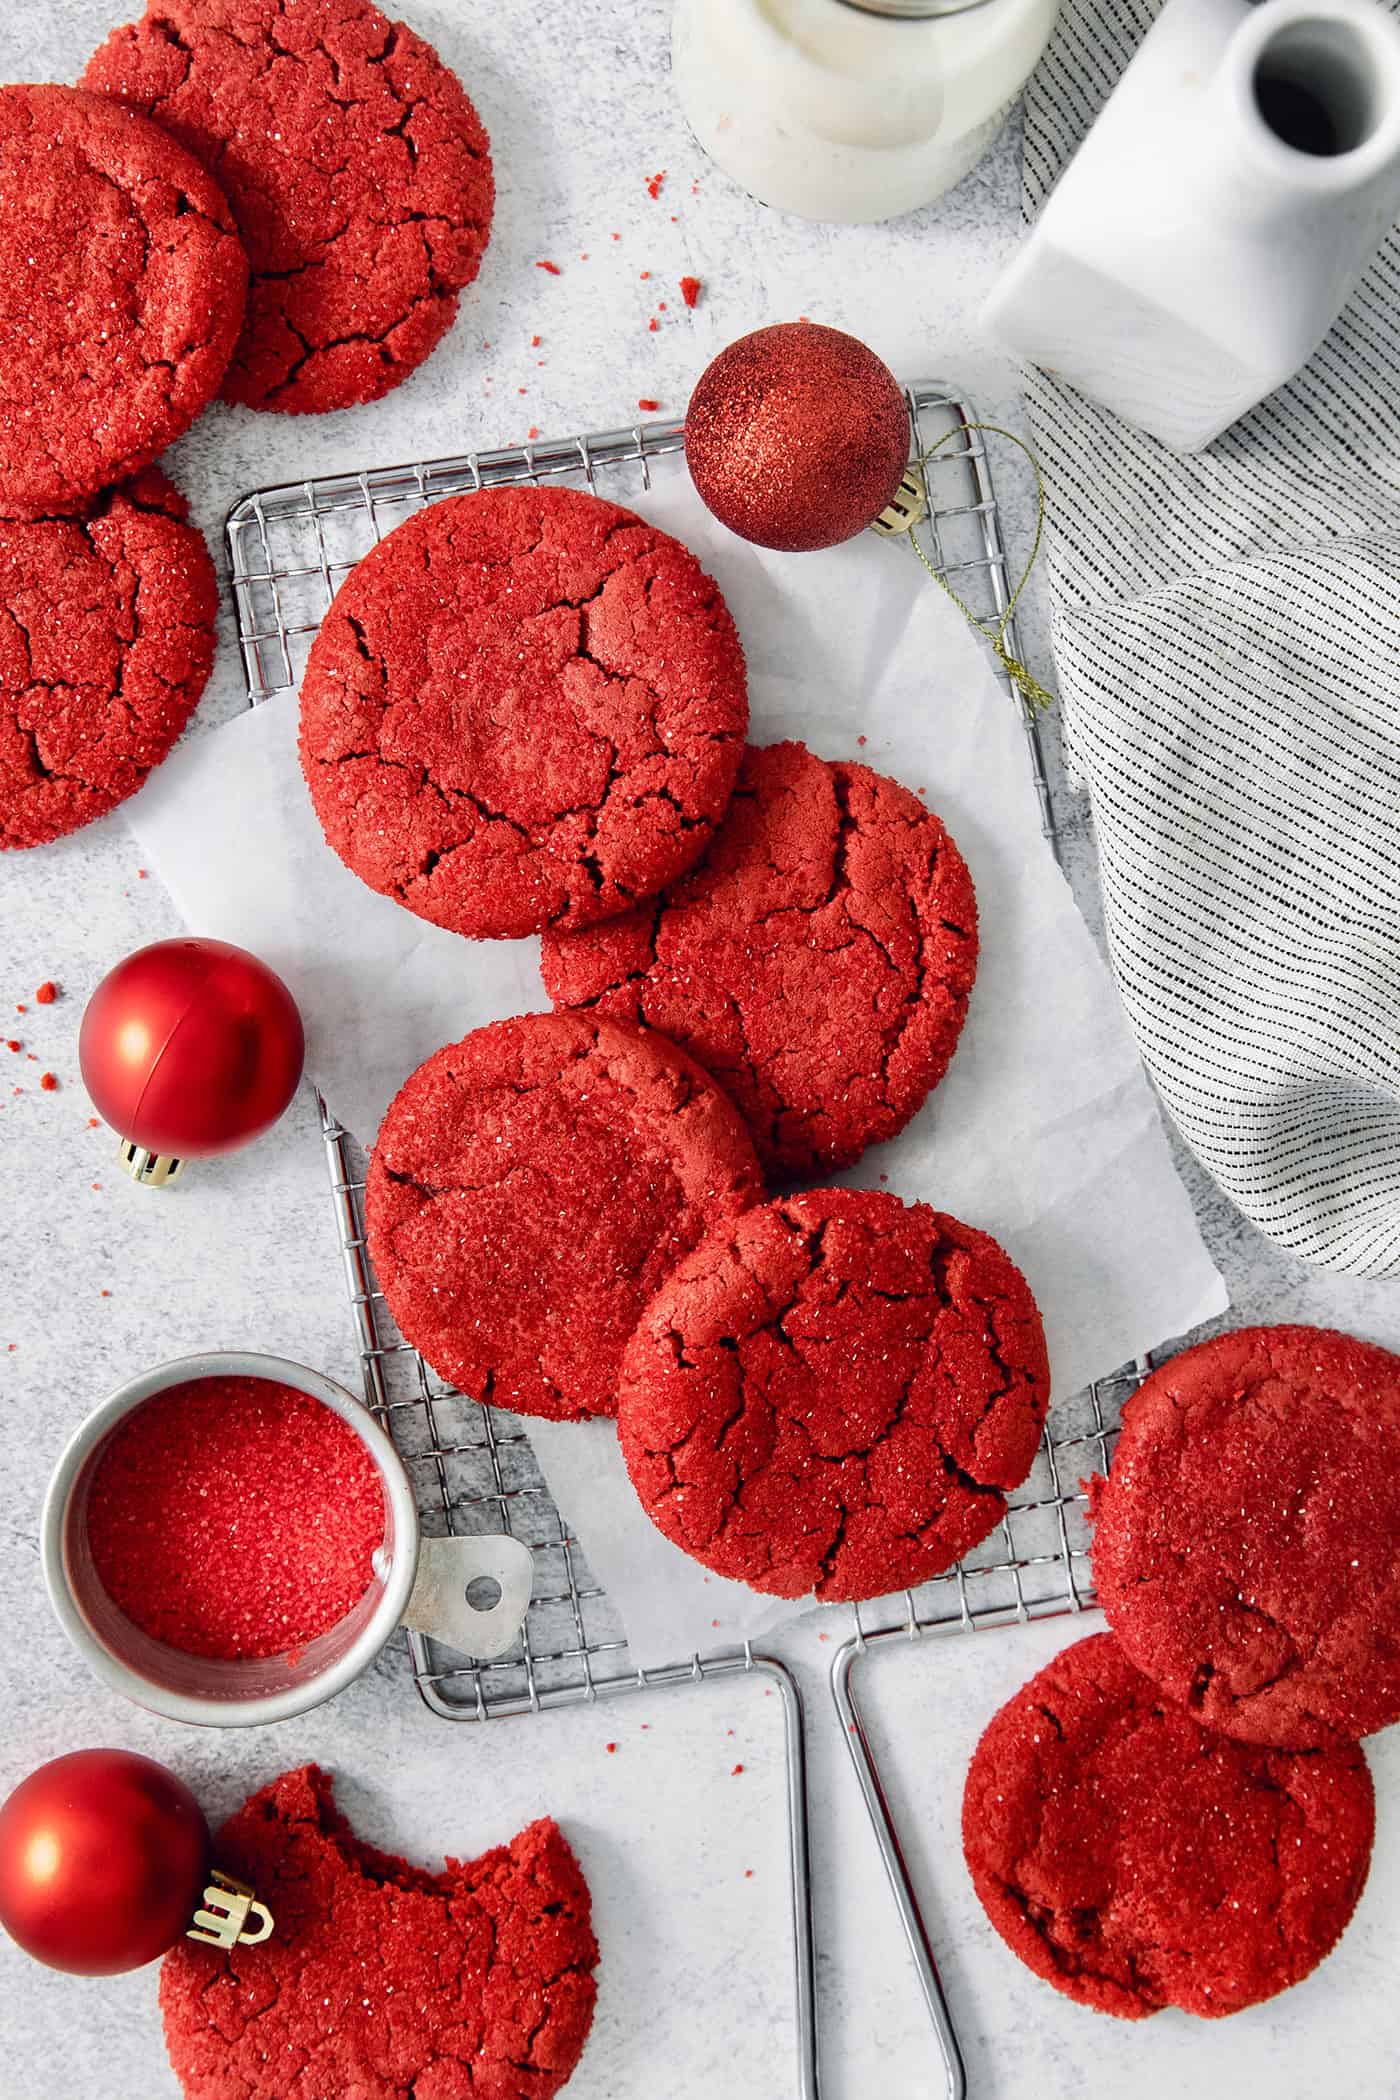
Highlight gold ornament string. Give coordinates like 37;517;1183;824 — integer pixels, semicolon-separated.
896;422;1054;716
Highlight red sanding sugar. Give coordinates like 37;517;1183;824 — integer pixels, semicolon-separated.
87;1376;386;1660
35;981;58;1004
680;276;702;308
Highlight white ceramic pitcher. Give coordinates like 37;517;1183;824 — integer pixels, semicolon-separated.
983;0;1400;451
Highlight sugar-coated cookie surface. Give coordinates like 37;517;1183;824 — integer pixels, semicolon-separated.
963;1632;1374;2019
0;469;217;848
160;1765;598;2100
618;1188;1049;1600
366;1012;763;1421
300;487;749;937
0;85;245;514
542;740;977;1177
1090;1323;1400;1749
83;0;492;413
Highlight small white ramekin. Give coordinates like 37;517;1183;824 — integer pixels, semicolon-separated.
41;1351;424;1728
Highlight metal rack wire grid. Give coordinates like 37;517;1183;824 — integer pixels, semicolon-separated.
226;381;1107;1718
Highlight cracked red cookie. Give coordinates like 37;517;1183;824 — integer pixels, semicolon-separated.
84;0;493;414
0;469;217;849
300;486;749;938
0;84;245;514
542;740;977;1178
365;1011;763;1421
1089;1324;1400;1751
617;1188;1049;1600
962;1631;1374;2020
161;1765;598;2100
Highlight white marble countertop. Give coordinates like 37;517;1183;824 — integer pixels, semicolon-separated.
4;4;1400;2097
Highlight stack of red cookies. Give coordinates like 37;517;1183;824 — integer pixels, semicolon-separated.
962;1322;1400;2023
305;474;1055;1609
1;0;493;850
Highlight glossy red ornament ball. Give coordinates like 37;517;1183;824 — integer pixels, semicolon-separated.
79;938;304;1159
685;322;910;552
0;1750;209;1975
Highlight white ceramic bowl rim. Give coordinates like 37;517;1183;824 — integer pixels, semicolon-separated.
40;1350;420;1729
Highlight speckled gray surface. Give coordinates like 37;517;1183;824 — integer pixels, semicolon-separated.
2;4;1399;2097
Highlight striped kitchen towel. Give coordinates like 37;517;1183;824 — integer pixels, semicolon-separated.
1021;0;1400;1274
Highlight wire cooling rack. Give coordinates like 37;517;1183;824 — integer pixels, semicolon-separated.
226;387;1101;2100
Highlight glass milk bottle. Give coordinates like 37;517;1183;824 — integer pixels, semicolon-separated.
672;0;1061;224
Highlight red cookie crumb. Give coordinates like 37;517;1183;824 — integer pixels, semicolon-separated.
646;171;666;199
648;318;659;332
300;486;748;939
531;333;542;347
537;258;561;275
681;275;703;308
160;1767;598;2100
0;85;245;514
731;1764;744;1776
543;740;978;1177
618;1189;1050;1601
86;1375;385;1659
83;0;492;415
1091;1324;1400;1749
39;1072;58;1092
5;1042;18;1054
963;1633;1374;2019
34;982;58;1004
637;398;661;412
0;471;218;850
366;1012;763;1422
605;1743;617;1755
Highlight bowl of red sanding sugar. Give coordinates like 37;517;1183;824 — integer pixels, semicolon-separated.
40;1354;420;1726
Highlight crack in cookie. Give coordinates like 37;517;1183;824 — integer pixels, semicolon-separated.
962;1633;1374;2019
83;0;493;413
364;1011;763;1421
1089;1323;1400;1750
160;1766;598;2100
0;468;216;848
0;85;246;513
542;740;977;1178
617;1188;1048;1601
301;486;749;939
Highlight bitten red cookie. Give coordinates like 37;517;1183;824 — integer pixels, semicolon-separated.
0;85;245;514
963;1632;1374;2020
0;470;217;848
300;487;749;938
1089;1324;1400;1750
365;1012;763;1421
542;740;977;1178
160;1765;598;2100
617;1188;1049;1600
83;0;492;413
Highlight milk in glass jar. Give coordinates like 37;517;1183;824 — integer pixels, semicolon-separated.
671;0;1061;224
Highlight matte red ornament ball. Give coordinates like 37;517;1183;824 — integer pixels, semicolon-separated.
0;1750;209;1975
79;938;304;1159
685;321;910;552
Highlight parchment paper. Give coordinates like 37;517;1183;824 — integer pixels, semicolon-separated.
126;454;1227;1666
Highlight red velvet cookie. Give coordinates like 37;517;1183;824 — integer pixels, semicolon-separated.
1090;1324;1400;1750
542;740;977;1178
161;1765;598;2100
963;1632;1374;2020
84;0;493;413
300;486;749;938
365;1012;763;1421
617;1188;1049;1600
0;469;217;849
0;85;245;514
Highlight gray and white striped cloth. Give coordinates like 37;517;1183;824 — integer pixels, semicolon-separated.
1021;0;1400;1274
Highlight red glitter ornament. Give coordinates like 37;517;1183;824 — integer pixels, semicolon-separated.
0;1750;208;1975
79;938;303;1184
86;1375;386;1660
685;322;909;552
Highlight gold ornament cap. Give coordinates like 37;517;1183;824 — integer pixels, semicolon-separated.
186;1868;274;1951
871;464;929;538
118;1139;185;1188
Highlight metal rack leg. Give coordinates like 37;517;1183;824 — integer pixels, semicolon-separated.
830;1637;967;2100
756;1654;821;2100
